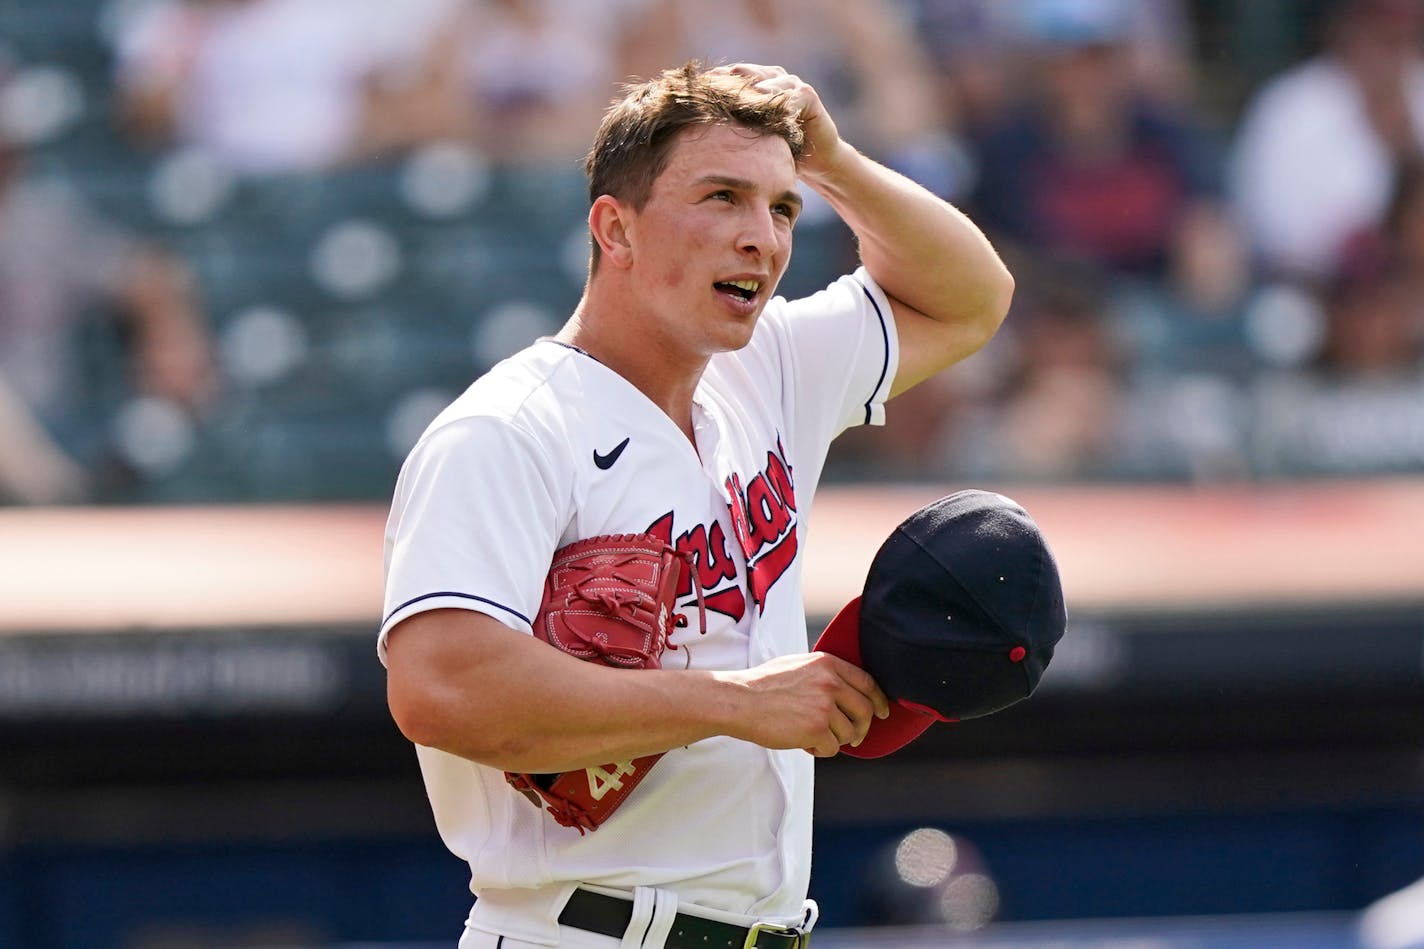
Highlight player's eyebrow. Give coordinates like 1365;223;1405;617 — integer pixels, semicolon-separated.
696;174;803;215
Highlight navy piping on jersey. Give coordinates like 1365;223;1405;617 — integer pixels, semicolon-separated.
382;591;531;628
541;337;601;363
855;277;892;425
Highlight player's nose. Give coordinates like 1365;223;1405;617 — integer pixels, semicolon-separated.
737;208;782;259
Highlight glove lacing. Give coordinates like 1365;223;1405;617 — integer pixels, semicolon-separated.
668;548;707;668
563;548;707;664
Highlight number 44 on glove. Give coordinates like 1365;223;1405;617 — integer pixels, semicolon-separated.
505;533;705;834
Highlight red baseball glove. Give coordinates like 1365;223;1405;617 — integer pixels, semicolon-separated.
505;532;705;834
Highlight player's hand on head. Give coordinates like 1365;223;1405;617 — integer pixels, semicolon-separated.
715;62;847;182
716;651;890;757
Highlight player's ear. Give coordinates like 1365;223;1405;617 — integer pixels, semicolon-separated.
589;195;634;269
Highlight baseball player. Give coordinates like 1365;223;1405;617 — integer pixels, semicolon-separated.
380;61;1014;948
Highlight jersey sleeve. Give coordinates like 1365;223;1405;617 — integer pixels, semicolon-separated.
378;415;566;663
769;266;899;439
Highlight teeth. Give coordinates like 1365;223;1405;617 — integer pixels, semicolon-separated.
725;279;760;294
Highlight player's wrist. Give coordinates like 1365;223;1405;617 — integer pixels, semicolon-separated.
702;669;759;743
797;139;860;192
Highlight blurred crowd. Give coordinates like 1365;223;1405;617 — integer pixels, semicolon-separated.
2;0;1424;504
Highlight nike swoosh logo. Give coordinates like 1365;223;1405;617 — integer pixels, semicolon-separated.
593;437;630;470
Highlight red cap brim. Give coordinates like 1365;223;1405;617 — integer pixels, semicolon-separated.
812;597;939;759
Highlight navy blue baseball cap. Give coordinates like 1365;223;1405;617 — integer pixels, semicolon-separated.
813;489;1067;759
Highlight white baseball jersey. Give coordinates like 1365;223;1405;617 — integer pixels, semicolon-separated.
379;267;898;928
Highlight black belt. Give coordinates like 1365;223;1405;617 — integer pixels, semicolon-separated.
558;888;810;948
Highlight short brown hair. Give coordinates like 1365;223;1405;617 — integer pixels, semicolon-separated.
583;62;806;268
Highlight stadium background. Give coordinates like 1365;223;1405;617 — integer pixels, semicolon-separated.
1;0;1422;947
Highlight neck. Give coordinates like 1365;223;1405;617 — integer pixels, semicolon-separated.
558;288;706;441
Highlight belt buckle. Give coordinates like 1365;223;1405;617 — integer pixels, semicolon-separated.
743;920;806;949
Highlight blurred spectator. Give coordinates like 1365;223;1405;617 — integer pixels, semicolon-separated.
1384;158;1424;288
1110;202;1263;381
1340;157;1424;293
1252;259;1424;475
909;0;1200;139
0;372;87;505
388;0;655;168
1078;0;1200;108
968;0;1232;284
111;0;457;174
1319;269;1422;379
834;0;1220;485
1102;203;1265;481
0;122;214;503
942;256;1130;481
1229;0;1424;284
904;0;1027;139
629;0;967;198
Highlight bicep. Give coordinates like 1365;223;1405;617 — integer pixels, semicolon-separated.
384;607;533;750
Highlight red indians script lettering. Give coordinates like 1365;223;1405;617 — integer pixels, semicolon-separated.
725;438;798;613
647;512;747;621
645;439;798;621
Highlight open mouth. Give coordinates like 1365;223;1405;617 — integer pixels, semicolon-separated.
714;279;761;303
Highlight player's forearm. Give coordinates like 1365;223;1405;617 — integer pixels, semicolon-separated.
801;145;1013;336
429;656;882;771
453;666;743;773
386;607;891;769
386;612;741;772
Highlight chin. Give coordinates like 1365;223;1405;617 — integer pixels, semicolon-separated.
714;318;761;354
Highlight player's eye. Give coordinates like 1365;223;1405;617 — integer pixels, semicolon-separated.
707;190;734;203
773;202;797;222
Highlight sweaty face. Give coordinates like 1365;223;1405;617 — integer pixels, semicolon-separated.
624;123;801;358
